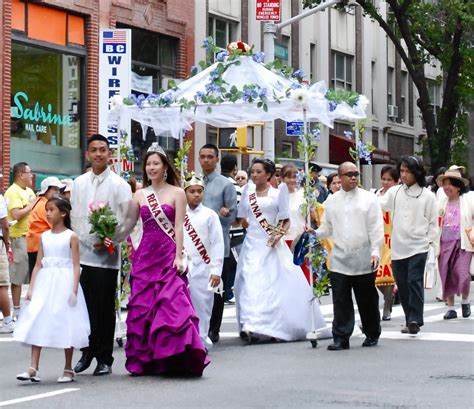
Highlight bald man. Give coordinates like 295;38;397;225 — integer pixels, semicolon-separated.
315;162;384;350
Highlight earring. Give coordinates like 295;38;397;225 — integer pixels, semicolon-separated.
164;169;168;180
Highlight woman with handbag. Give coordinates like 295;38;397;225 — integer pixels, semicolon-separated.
234;159;329;343
436;166;473;319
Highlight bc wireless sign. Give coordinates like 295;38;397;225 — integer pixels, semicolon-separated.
99;29;131;148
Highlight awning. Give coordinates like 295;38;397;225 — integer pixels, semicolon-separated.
329;133;391;165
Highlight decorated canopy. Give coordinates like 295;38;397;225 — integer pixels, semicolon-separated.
109;43;368;139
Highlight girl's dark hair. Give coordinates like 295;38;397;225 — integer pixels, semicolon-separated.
251;158;276;181
431;166;447;192
380;165;399;182
281;164;298;179
397;156;427;187
47;195;72;230
142;151;179;187
326;172;339;192
445;177;469;195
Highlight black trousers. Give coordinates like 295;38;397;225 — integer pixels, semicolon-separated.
209;233;244;336
80;264;118;366
392;252;428;327
330;271;381;342
27;252;38;279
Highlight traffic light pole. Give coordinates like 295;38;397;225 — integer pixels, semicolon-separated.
262;0;345;160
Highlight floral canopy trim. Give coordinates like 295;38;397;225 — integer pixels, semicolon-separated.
109;37;369;117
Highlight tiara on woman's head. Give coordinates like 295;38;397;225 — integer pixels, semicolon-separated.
147;142;167;157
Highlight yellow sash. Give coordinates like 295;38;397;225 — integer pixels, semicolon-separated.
375;211;395;286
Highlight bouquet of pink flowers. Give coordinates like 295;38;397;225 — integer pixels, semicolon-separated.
88;201;118;254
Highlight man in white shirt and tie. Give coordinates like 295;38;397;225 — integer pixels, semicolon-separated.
71;134;133;376
315;162;384;350
379;156;438;335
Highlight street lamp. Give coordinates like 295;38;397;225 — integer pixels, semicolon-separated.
262;0;348;160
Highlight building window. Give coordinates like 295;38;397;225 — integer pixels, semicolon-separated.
310;43;316;81
427;79;441;125
12;0;85;47
400;71;408;122
116;25;179;178
371;61;376;117
387;67;394;106
208;16;238;50
281;142;293;158
10;42;83;176
275;36;290;65
332;51;353;91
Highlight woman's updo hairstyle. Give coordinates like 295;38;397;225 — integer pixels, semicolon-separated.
251;158;276;181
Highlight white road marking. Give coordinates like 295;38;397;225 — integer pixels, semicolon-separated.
0;388;79;407
379;331;474;343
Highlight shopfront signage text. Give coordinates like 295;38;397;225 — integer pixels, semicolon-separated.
11;91;71;134
99;29;131;147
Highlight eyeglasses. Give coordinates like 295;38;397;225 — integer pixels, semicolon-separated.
341;171;360;178
235;177;246;180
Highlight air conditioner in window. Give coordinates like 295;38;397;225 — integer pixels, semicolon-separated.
387;105;398;119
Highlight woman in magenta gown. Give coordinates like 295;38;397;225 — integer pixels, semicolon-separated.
125;144;208;376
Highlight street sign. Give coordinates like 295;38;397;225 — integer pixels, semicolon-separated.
286;121;304;136
256;1;281;21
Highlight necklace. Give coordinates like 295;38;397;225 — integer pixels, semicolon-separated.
404;185;423;198
153;183;167;195
256;186;269;194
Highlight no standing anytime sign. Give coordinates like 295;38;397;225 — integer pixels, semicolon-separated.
256;1;281;21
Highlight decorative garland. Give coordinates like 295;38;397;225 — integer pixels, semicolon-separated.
296;128;330;299
344;122;375;165
109;37;368;118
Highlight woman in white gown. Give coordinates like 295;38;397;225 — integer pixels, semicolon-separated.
235;159;329;342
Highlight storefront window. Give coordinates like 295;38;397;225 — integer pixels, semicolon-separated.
117;24;179;179
10;42;82;176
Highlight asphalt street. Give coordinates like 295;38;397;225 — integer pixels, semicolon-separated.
0;285;472;409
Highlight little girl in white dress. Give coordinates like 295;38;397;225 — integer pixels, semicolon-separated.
14;195;90;383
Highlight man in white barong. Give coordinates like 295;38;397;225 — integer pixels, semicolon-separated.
183;173;224;349
315;162;384;350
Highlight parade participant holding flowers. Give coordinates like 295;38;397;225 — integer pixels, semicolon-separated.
71;134;133;376
235;159;328;343
125;144;209;377
15;195;89;384
436;166;473;320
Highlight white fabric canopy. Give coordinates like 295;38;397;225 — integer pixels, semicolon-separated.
109;56;367;139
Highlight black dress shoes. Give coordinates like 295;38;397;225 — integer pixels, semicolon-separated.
362;337;378;347
462;303;471;318
74;354;93;374
93;363;112;376
327;341;350;351
208;331;220;343
408;321;420;334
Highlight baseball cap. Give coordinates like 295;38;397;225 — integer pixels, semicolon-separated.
39;177;64;195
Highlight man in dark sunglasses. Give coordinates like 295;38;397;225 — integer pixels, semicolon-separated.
314;161;384;351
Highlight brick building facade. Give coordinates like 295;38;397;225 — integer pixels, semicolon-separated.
1;0;195;190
